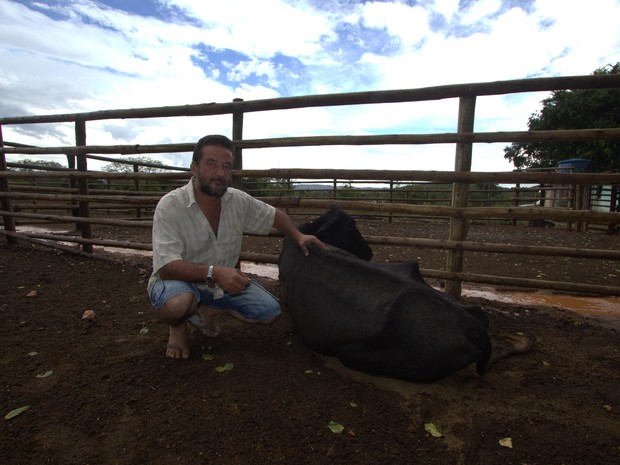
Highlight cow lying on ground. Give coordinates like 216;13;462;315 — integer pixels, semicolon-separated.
278;205;531;383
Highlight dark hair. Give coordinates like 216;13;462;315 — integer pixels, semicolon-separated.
192;134;235;164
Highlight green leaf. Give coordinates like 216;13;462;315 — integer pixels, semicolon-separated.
349;402;358;408
424;422;443;438
215;363;234;373
5;406;30;420
139;326;149;335
36;370;54;379
28;351;38;357
328;421;345;434
202;353;214;361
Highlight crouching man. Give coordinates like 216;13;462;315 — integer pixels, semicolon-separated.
147;134;323;359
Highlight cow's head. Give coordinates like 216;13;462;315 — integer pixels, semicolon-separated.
299;205;373;261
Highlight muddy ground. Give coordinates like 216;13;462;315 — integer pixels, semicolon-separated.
1;218;619;464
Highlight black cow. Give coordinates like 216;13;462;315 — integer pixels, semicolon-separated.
279;206;529;383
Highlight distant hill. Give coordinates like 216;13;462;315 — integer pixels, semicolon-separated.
292;183;332;190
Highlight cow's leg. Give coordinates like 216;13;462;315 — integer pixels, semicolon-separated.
485;333;534;372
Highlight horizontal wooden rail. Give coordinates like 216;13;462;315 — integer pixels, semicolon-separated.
0;210;152;227
422;269;620;296
364;235;620;260
19;225;614;296
0;170;191;180
3;128;620;155
0;230;127;262
237;251;620;296
7;231;152;250
0;191;162;204
3;169;620;185
6;210;616;262
261;197;620;222
2;74;618;124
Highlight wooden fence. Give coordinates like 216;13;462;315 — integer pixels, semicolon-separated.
1;74;620;297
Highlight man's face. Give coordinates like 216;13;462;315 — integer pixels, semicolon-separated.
192;145;233;198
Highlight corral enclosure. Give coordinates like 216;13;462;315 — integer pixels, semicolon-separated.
2;76;620;465
1;74;620;297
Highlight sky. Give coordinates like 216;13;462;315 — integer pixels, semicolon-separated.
1;0;619;173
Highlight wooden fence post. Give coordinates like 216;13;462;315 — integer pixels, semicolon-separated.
75;119;93;253
0;125;17;243
232;98;244;190
133;163;142;218
445;95;476;297
66;153;80;219
576;183;589;232
389;180;394;223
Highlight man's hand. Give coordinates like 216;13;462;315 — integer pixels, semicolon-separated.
213;266;251;294
273;208;325;256
296;234;325;256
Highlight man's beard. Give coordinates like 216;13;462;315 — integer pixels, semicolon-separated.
196;175;229;198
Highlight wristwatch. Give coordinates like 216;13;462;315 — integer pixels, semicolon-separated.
206;265;216;288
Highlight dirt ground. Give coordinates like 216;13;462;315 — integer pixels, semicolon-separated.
1;218;619;465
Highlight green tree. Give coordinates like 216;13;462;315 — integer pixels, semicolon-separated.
102;157;167;173
10;158;64;171
504;63;620;171
242;177;289;197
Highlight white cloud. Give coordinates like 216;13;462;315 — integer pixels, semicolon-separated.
1;0;619;174
360;1;430;47
165;0;331;58
458;0;502;25
432;0;460;22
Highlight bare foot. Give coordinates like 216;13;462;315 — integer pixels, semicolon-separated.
165;323;190;359
193;306;226;337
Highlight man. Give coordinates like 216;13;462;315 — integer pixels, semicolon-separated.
148;134;323;359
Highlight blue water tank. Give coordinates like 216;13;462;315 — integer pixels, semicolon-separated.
558;158;590;173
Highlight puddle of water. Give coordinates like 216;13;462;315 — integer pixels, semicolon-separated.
462;288;620;318
242;262;279;280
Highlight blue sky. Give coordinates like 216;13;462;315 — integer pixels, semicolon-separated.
1;0;619;172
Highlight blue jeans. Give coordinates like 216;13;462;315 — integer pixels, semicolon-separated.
149;278;281;321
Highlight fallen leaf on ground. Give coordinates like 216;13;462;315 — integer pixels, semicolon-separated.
81;309;96;320
424;422;443;438
499;437;513;448
215;363;234;373
26;290;38;297
36;370;54;379
202;353;214;361
5;406;30;420
328;421;345;433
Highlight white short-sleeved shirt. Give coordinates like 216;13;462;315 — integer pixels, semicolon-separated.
148;179;276;293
